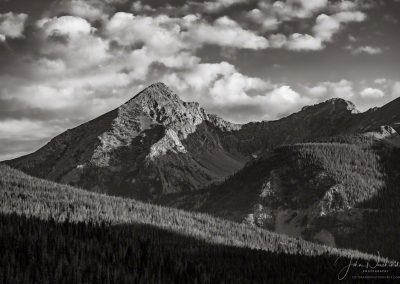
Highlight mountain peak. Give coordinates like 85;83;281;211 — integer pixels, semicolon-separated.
325;98;359;113
301;98;359;114
146;82;171;92
131;82;178;103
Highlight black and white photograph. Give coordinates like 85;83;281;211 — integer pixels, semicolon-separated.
1;0;400;282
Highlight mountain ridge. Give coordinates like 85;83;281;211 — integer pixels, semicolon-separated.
4;82;400;202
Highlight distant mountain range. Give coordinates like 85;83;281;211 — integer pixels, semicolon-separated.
4;82;400;260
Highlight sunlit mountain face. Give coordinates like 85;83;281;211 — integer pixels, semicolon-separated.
0;0;399;161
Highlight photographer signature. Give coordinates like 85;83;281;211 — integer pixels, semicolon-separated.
335;254;400;281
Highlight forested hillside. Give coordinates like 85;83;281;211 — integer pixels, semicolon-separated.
1;214;391;284
0;165;392;283
158;133;400;260
0;164;373;258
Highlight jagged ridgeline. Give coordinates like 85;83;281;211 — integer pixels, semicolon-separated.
0;165;393;283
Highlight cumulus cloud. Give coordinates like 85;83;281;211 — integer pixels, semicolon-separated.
200;0;248;13
360;87;385;99
106;13;268;51
48;0;106;21
0;12;28;40
38;16;93;37
305;80;355;100
374;78;387;85
246;0;328;32
48;0;130;19
286;33;323;51
269;33;323;51
131;1;155;13
313;11;366;42
352;46;383;55
188;16;269;49
36;16;109;69
265;8;367;52
162;61;311;122
247;0;368;51
158;0;249;15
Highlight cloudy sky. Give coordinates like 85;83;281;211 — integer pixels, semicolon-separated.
0;0;399;160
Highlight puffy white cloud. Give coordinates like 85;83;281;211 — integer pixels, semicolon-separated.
131;1;155;13
17;85;79;110
286;33;323;51
162;61;311;122
267;10;367;51
209;71;270;105
313;11;366;42
246;8;280;31
352;46;383;55
313;14;341;41
200;0;248;13
106;13;268;51
36;16;109;69
360;88;385;99
49;0;106;21
334;11;367;22
271;0;328;19
304;80;355;101
329;0;358;12
264;85;311;115
298;0;329;12
106;12;186;53
159;0;249;15
269;33;323;51
374;78;387;85
306;85;329;97
37;16;93;38
264;7;367;52
0;12;28;39
188;16;269;50
247;0;368;51
246;0;328;32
